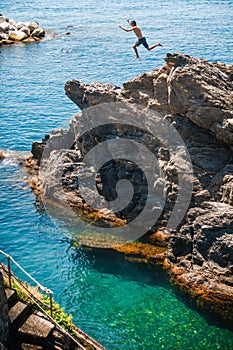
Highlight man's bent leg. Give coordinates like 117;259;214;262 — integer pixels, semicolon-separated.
133;44;140;59
147;42;163;51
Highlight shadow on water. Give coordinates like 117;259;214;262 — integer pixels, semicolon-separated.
172;283;233;333
64;238;170;289
11;183;231;338
63;237;233;334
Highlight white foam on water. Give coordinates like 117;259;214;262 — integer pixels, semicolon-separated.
0;149;31;167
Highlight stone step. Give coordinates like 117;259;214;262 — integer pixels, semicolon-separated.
17;312;55;347
8;301;31;329
5;288;17;309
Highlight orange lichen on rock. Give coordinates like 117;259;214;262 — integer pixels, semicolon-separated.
113;241;166;264
82;209;126;227
148;230;171;246
27;176;41;196
163;261;233;322
23;156;39;172
0;151;6;160
23;156;41;195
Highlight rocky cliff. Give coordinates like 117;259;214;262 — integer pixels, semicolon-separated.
30;53;233;322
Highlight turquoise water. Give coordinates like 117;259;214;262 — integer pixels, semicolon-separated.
1;0;233;349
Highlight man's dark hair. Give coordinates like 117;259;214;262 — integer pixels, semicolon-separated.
131;20;136;26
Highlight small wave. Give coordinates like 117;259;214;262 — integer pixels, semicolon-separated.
0;149;31;167
44;30;58;41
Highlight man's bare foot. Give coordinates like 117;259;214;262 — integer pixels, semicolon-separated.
148;42;163;51
135;56;139;60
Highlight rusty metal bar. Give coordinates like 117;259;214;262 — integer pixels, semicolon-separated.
7;255;11;289
49;292;53;317
0;249;53;312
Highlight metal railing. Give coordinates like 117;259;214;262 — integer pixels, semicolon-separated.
0;249;53;317
0;342;8;350
0;249;106;350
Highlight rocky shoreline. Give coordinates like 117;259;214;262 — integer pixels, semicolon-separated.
26;53;233;323
0;14;46;45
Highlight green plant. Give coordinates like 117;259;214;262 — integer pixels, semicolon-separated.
42;295;75;335
4;277;76;336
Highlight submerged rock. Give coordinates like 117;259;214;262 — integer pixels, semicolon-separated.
30;53;233;321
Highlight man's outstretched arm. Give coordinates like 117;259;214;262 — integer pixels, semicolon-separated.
118;25;134;32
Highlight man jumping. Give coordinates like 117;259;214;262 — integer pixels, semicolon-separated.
119;20;162;59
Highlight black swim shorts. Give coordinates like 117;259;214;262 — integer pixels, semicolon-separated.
135;37;149;48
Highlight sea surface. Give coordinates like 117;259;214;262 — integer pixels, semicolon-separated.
0;1;233;349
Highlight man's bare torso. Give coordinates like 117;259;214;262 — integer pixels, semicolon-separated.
132;26;143;39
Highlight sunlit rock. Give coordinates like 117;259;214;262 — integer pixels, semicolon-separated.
8;30;28;41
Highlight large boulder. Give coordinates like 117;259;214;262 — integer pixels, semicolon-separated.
20;26;30;36
0;33;9;40
8;29;28;41
25;21;39;33
0;21;10;32
0;15;5;24
31;28;45;38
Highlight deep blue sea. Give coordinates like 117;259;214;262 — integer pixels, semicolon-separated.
0;1;233;349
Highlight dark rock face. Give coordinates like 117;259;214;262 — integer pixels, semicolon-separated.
0;272;9;344
169;202;233;284
31;134;50;165
32;53;233;319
